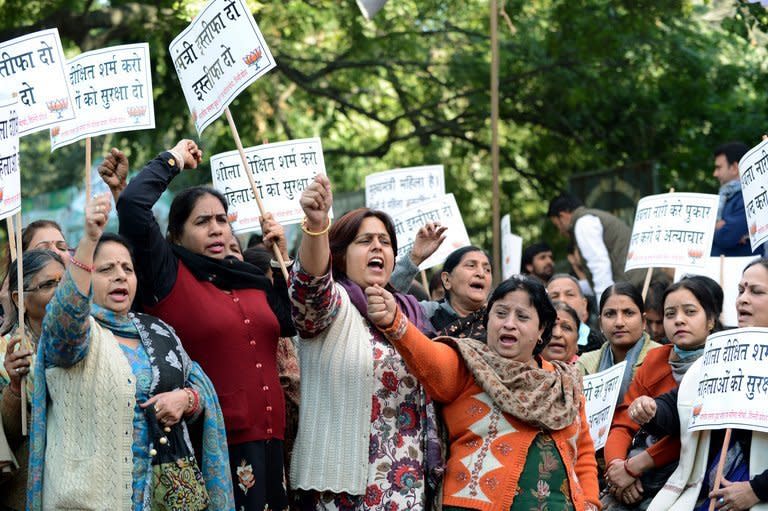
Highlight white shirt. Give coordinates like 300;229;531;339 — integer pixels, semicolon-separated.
574;214;614;297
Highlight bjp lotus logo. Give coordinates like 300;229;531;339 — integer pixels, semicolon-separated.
243;48;263;67
0;188;4;201
751;223;758;235
51;126;60;137
598;426;607;438
688;248;703;263
227;211;238;223
627;251;634;260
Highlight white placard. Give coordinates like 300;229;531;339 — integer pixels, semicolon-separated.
689;328;768;432
393;193;471;270
0;97;20;221
739;139;768;251
169;0;276;134
583;361;626;450
365;165;445;215
0;28;75;135
625;192;719;271
356;0;388;19
210;138;329;233
501;214;522;279
674;256;759;327
50;43;154;150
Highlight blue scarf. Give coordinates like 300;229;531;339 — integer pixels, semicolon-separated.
91;303;140;339
598;332;650;404
717;179;742;221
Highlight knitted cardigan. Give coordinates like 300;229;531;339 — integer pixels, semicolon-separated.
648;357;768;510
290;284;374;494
42;317;135;509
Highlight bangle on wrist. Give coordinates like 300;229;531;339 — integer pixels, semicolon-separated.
69;255;94;273
624;459;641;479
301;216;331;237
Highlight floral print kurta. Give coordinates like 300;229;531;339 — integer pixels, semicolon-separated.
291;266;428;511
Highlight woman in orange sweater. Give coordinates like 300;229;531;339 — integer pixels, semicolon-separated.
366;275;600;511
602;276;723;509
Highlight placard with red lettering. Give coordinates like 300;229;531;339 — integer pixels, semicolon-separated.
210;137;330;233
0;28;75;135
0;97;20;220
50;43;154;150
169;0;276;134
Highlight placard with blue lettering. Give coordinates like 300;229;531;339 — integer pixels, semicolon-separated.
689;328;768;433
392;193;471;270
0;97;20;221
365;165;445;215
0;28;75;135
49;43;154;150
625;192;719;271
210;137;330;233
169;0;276;134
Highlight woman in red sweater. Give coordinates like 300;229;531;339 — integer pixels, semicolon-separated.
366;275;600;511
602;276;723;509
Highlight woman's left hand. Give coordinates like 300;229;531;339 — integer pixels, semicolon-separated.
365;284;397;328
260;213;288;260
711;479;760;511
605;459;637;497
141;389;188;427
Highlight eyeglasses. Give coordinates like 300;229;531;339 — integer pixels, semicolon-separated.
24;277;62;293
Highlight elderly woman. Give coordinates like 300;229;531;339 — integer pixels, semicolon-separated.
632;259;768;511
26;195;232;510
366;275;600;510
602;276;722;510
392;227;492;340
290;175;441;510
541;300;581;364
578;282;661;405
547;274;604;354
113;141;295;510
0;250;65;510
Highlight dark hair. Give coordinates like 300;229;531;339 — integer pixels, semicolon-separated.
3;249;64;334
547;273;586;298
243;246;272;274
428;271;443;295
663;276;723;333
547;193;583;218
167;186;228;243
484;275;557;355
744;257;768;274
94;232;135;264
714;142;750;166
552;300;580;328
328;208;398;280
442;246;491;275
522;242;552;269
20;219;64;252
644;280;669;316
599;282;644;316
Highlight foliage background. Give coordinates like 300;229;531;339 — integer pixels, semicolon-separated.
1;0;767;261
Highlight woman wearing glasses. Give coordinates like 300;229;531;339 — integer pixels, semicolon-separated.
0;249;65;510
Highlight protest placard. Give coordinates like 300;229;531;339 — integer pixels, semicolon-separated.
50;43;154;150
500;214;522;279
0;97;20;221
739;139;768;251
169;0;276;134
365;165;445;214
688;328;768;433
0;28;75;135
625;192;719;271
583;361;626;450
210;137;328;233
674;256;758;327
392;193;471;270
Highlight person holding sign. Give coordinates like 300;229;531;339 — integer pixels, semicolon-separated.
578;283;661;404
0;250;65;510
113;141;295;511
365;275;600;510
26;196;232;510
289;175;440;510
601;276;723;510
634;259;768;511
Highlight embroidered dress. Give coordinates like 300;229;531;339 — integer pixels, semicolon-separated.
291;267;428;511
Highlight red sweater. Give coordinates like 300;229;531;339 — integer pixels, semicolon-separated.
390;319;600;511
146;262;284;445
604;345;679;467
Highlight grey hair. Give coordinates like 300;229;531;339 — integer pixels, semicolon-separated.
2;249;64;335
